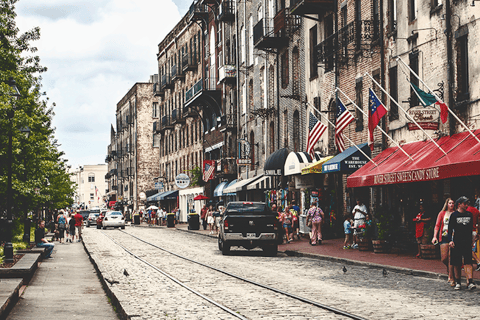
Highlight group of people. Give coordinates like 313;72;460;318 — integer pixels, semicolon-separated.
35;209;85;259
431;196;480;290
343;199;371;249
271;200;308;244
200;204;224;235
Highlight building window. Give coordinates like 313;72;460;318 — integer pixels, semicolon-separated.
355;78;364;131
242;82;247;114
283;110;288;147
260;66;265;109
324;15;334;72
249;17;254;65
240;26;245;64
269;66;275;108
292;47;300;96
388;0;397;34
309;26;318;78
270;121;275;154
431;0;442;8
88;174;95;183
409;52;419;108
250;131;255;169
389;66;399;121
409;0;416;22
90;193;94;200
293;110;300;152
249;79;254;111
457;35;469;100
153;102;158;118
281;51;289;89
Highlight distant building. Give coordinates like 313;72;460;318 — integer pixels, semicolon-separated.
70;164;108;209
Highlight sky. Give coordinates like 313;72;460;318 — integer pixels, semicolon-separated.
15;0;189;169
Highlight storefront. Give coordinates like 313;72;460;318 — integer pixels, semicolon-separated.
146;190;179;213
179;187;204;222
347;130;480;249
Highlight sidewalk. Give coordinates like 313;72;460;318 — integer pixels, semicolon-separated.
5;240;118;320
173;223;480;281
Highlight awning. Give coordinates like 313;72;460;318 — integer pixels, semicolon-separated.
313;151;325;161
213;181;229;197
108;201;116;207
223;175;264;193
223;179;237;196
159;190;179;200
347;129;480;188
301;156;334;175
264;148;290;175
147;191;164;201
284;152;313;176
322;143;370;173
247;175;274;190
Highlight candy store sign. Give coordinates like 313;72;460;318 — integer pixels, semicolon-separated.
373;167;440;185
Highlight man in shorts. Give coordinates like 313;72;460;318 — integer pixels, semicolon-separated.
448;196;476;290
74;211;84;242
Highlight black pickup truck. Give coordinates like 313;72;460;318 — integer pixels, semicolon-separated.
218;202;279;256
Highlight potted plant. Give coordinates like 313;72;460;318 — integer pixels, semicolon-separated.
372;206;391;253
357;222;373;251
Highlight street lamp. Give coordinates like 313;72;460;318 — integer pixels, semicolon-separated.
4;77;21;263
19;127;31;243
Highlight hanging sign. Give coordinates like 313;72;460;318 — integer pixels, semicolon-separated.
407;106;440;131
175;173;190;189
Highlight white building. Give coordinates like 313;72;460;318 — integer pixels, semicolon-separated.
70;164;108;209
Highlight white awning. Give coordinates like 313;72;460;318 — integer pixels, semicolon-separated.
223;175;263;193
284;152;314;176
246;175;274;190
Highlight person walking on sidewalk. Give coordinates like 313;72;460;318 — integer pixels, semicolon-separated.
448;196;476;290
291;200;301;240
35;220;54;258
432;197;455;286
281;205;294;243
207;205;215;234
200;204;208;230
74;211;84;242
68;213;76;243
466;201;480;269
57;210;67;244
351;199;367;249
307;202;324;245
343;215;353;249
414;202;431;258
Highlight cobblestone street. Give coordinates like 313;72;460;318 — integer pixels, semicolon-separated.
83;226;480;320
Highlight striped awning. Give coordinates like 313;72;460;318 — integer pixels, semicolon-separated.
213;181;229;197
301;156;334;175
284;152;314;176
246;175;274;190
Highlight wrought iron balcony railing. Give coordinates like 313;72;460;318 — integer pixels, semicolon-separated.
188;1;208;22
161;73;174;90
218;0;235;21
182;52;197;72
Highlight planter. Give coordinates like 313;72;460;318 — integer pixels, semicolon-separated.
372;239;389;253
420;244;440;259
357;238;372;251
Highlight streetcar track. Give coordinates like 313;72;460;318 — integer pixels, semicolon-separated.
113;229;368;320
100;230;248;320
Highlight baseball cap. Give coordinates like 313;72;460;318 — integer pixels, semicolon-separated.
455;196;469;206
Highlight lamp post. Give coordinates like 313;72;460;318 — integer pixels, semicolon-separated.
4;77;21;263
20;127;31;243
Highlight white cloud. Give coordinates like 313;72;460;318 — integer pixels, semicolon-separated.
15;0;181;168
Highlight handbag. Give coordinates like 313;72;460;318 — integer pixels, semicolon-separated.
307;220;312;227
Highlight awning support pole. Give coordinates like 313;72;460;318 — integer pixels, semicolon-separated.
365;72;448;156
306;101;378;167
397;56;480;146
336;87;414;161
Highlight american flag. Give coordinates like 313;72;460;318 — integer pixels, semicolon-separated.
335;98;355;153
306;112;327;159
203;160;215;182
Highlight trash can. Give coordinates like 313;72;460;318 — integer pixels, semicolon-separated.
188;213;200;230
167;213;175;228
134;214;140;225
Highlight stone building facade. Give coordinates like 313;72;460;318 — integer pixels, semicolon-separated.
70;164;108;209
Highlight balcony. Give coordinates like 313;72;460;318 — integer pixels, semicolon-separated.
216;158;237;177
153;81;164;97
220;113;237;132
218;65;236;83
161;73;174;90
218;0;235;21
161;115;174;132
153;120;161;133
110;169;118;176
315;20;380;65
171;64;184;81
188;1;208;22
172;108;186;125
290;0;333;15
183;106;198;119
182;52;197;72
184;78;221;114
253;18;288;50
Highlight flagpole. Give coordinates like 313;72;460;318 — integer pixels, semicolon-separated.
306;101;377;166
397;56;480;145
365;72;448;156
336;87;414;161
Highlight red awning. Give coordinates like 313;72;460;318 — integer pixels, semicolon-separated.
347;129;480;188
108;201;116;207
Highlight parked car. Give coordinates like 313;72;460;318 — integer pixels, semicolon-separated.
96;213;105;229
86;213;99;227
79;210;90;224
102;211;125;229
218;202;279;256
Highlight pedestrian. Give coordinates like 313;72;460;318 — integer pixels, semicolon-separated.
57;210;67;244
162;207;167;226
466;200;480;269
271;203;284;244
281;205;294;243
207;205;215;234
200;204;208;230
432;198;455;286
68;213;76;243
343;214;353;249
290;202;300;240
74;210;84;242
351;199;367;249
307;201;324;245
413;201;432;258
35;220;55;258
448;196;476;290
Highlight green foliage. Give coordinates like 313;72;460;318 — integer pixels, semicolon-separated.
374;205;392;240
186;166;203;187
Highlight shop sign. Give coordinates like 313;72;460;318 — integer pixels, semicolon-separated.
155;182;164;190
407;106;439;131
175;173;190;189
237;159;251;165
295;176;315;189
372;166;440;186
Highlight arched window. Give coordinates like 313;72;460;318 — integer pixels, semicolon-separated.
292;47;300;96
293;110;300;152
281;51;289;89
250;131;255;169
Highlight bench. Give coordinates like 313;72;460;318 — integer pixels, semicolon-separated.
0;279;23;320
17;247;47;258
0;253;41;284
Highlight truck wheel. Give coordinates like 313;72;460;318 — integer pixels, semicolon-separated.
264;245;278;257
221;241;230;255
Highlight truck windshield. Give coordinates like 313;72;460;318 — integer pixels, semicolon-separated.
225;203;271;214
